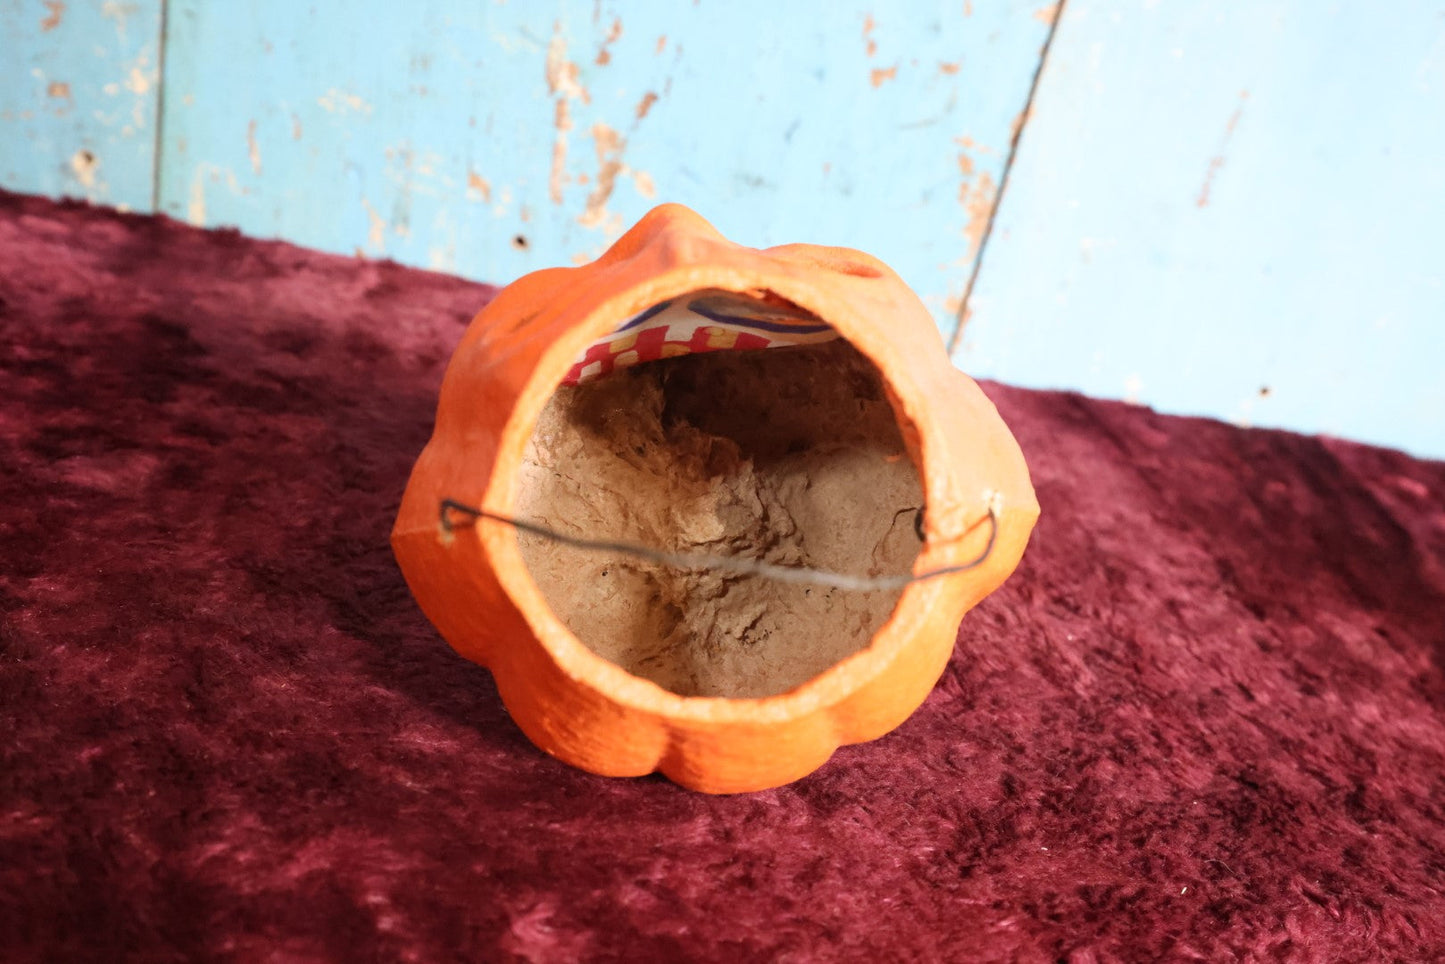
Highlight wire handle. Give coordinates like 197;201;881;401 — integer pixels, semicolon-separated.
438;498;997;592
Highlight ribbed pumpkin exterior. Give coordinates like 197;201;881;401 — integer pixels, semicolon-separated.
392;204;1039;793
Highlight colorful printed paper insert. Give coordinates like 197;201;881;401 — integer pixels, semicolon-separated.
565;289;839;385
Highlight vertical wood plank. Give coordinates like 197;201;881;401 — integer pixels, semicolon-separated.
960;0;1445;457
0;0;163;210
156;0;1055;340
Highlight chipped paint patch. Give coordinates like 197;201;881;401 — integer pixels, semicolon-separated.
317;88;373;114
636;91;659;121
578;123;624;231
467;171;492;202
182;165;243;226
124;56;151;95
1196;156;1226;208
955;136;996;260
595;17;622;66
188;169;206;225
40;0;65;31
870;66;898;88
955;134;996;156
550;99;572;203
862;14;877;57
939;61;961;75
69;149;99;188
655;35;667;54
545;26;591;103
545;22;596;205
1033;2;1061;26
632;170;656;198
961;170;998;261
47;81;72;100
246;120;262;174
101;1;138;42
1197;92;1249;208
361;197;386;251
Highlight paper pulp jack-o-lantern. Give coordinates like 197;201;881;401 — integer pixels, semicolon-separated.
392;204;1038;793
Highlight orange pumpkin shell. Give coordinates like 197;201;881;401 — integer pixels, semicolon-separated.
391;204;1039;793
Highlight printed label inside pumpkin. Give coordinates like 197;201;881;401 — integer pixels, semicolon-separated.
519;292;922;699
565;288;841;385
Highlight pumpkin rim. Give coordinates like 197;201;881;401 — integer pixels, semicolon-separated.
476;254;990;726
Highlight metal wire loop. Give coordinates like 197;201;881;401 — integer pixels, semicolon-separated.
438;498;997;592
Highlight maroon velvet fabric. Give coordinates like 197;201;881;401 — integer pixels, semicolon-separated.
3;189;1444;962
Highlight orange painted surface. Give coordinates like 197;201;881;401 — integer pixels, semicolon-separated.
392;204;1039;793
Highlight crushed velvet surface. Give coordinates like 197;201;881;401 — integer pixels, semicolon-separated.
2;189;1444;962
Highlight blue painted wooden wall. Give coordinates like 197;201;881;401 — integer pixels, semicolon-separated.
958;0;1445;459
4;0;1442;458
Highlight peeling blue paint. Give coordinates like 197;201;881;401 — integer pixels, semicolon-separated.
153;0;1050;339
0;0;163;209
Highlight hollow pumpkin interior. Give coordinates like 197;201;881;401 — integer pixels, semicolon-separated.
514;291;924;699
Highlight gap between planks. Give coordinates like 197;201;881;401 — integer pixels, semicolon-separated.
947;0;1069;358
